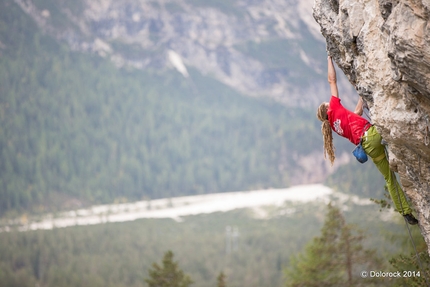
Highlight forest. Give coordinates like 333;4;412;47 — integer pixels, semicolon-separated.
0;201;428;287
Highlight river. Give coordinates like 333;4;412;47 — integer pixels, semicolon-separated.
2;184;334;232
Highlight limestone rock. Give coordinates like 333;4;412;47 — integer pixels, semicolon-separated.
313;0;430;252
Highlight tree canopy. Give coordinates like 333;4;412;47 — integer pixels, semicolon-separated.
145;250;193;287
284;204;386;287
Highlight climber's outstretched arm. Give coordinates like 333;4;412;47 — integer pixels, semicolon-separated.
327;56;339;98
354;97;364;116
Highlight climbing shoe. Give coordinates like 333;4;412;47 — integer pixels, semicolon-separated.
403;214;418;225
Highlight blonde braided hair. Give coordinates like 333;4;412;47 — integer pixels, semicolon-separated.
317;103;335;165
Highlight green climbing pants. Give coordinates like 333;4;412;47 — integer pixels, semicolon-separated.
361;126;412;215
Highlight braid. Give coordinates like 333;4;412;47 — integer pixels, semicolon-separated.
317;103;336;165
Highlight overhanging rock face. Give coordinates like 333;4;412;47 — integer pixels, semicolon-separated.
313;0;430;251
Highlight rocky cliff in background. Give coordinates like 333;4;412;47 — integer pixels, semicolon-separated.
13;0;359;108
313;0;430;252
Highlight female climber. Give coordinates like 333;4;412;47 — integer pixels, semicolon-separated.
316;56;418;225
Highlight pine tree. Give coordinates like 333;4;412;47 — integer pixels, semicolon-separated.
388;217;430;287
217;272;227;287
284;204;385;287
145;250;193;287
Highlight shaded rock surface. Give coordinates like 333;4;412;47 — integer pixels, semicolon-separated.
313;0;430;252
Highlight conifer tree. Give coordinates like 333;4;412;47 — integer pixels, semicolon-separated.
145;250;193;287
388;217;430;287
217;272;227;287
284;204;385;287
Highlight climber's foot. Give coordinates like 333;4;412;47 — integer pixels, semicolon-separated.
404;214;418;225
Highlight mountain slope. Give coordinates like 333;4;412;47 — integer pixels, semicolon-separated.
13;0;333;107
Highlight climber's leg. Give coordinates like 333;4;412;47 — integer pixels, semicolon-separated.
374;156;412;215
362;126;413;215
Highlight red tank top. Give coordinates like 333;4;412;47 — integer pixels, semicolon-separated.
327;96;370;145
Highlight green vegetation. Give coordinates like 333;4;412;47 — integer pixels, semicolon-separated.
378;200;430;287
0;0;324;216
0;201;416;287
217;272;227;287
283;198;430;287
285;204;386;286
389;238;430;287
390;251;430;287
325;159;386;198
0;203;327;287
145;251;193;287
